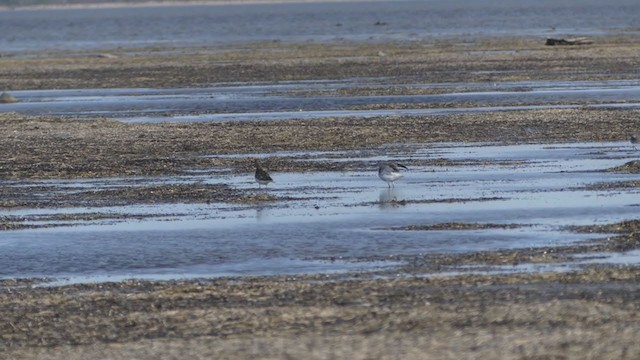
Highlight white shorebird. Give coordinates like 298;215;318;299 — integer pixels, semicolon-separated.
254;160;273;188
378;162;408;188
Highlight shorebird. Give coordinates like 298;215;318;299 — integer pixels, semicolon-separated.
378;162;408;188
254;160;273;188
630;135;638;150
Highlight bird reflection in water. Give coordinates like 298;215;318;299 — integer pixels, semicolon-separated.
378;188;406;209
255;205;272;221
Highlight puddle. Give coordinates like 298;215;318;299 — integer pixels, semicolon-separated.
2;141;640;283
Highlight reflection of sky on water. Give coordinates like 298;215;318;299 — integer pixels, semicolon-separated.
3;80;640;120
2;141;640;283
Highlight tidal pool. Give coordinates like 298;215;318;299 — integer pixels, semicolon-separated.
3;79;640;121
2;141;640;283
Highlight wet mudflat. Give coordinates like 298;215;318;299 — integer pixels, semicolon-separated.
2;266;640;360
3;107;640;358
3;141;640;283
3;117;640;358
3;2;640;357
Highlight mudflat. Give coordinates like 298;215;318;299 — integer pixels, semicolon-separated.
2;37;640;90
2;36;640;359
2;265;640;359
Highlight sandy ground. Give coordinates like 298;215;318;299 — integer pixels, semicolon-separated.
2;37;640;358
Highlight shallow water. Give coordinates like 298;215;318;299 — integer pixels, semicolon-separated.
1;0;639;53
4;79;640;121
2;141;640;283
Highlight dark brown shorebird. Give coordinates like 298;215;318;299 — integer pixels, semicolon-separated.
630;135;638;150
254;160;273;188
378;162;408;188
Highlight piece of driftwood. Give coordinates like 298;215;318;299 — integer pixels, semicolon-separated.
545;37;593;46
